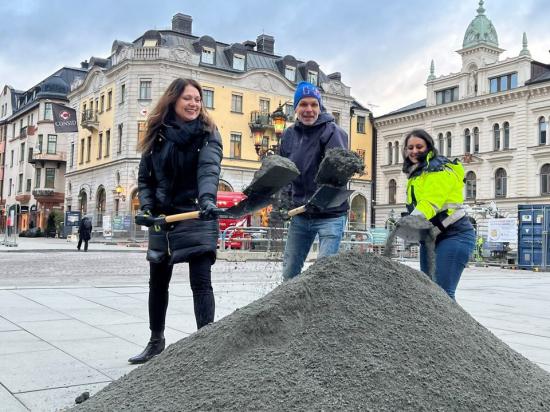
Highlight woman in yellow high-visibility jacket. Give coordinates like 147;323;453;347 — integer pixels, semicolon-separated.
401;129;475;299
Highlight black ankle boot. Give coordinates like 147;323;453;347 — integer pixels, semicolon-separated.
128;333;165;364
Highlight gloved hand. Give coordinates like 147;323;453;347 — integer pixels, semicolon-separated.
393;214;434;243
199;198;218;220
135;210;155;227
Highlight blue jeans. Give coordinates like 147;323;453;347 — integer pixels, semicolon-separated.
282;215;346;281
420;228;475;300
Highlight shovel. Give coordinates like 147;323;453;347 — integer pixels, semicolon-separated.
152;156;299;225
287;185;354;217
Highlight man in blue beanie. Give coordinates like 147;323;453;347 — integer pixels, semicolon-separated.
279;81;349;280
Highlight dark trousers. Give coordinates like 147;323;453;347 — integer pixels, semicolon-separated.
149;254;215;332
77;237;89;251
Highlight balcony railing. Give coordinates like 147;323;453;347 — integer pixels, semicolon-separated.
81;109;99;131
29;151;67;164
249;111;273;129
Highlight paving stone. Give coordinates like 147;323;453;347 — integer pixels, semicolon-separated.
0;384;28;412
15;382;107;412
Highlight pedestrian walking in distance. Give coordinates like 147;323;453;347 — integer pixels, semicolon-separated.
77;216;92;252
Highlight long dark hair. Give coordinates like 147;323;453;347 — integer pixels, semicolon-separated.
401;128;438;173
138;78;216;153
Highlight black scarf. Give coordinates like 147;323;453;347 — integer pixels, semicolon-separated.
402;151;430;179
162;117;207;177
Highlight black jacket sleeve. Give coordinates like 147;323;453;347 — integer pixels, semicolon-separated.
137;153;156;212
197;129;223;203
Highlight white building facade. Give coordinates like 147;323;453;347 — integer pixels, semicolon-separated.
374;1;550;228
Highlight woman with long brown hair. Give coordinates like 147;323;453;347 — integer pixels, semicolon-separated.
129;78;223;364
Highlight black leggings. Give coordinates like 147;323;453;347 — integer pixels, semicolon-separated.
148;254;214;332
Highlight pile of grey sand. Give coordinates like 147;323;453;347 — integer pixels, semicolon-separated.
75;252;550;411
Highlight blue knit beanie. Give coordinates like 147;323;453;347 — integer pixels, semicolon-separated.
293;81;322;109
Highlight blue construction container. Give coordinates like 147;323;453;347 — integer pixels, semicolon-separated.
517;204;550;269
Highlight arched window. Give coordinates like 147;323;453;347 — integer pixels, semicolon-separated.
446;132;452;157
388;179;397;204
394;141;399;164
503;122;510;149
438;133;444;153
465;171;476;200
96;186;106;225
493;123;500;151
79;190;87;214
541;164;550;195
388;142;393;165
473;127;480;153
495;168;507;198
538;117;547;145
464;128;471;153
350;194;368;230
218;180;233;192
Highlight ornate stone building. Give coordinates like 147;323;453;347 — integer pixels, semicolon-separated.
66;13;374;234
374;0;550;228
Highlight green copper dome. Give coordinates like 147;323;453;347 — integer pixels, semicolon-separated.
462;0;499;48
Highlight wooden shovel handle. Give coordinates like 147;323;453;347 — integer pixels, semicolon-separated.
165;211;201;223
287;205;307;217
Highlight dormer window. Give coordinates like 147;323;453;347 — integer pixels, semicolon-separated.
143;39;158;47
308;70;318;85
435;87;458;104
233;54;245;71
285;66;296;82
201;47;214;64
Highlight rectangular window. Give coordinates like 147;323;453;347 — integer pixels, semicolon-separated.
43;102;52;120
26;178;31;192
35;168;41;188
332;112;341;125
20;143;25;162
45;168;55;189
285;66;296;82
120;84;126;103
107;90;112;110
201;47;214;64
18;173;23;193
47;134;57;154
284;104;295;121
259;98;270;114
80;138;85;164
233;54;245;70
100;94;105;112
28;147;33;162
105;129;110;157
231;94;243;113
70;142;74;167
203;89;214;109
230;133;242;159
86;136;91;162
139;80;152;99
8;178;12;196
138;121;147;145
98;133;103;159
307;70;318;85
435;87;459;104
10;150;14;167
357;116;366;134
12;123;15;138
117;124;123;154
489;72;518;93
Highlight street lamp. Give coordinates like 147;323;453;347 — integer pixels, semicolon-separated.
113;185;126;202
271;102;287;154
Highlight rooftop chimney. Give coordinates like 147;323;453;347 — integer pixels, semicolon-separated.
243;40;256;51
172;13;192;35
256;34;274;54
80;60;89;69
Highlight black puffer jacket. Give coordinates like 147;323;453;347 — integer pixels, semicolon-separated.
138;119;223;264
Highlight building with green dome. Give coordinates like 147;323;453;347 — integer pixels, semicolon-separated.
374;0;550;248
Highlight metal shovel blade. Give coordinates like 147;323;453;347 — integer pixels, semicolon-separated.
222;193;274;217
243;164;299;198
308;185;355;211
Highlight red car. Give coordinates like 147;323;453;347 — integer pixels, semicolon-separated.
217;192;251;249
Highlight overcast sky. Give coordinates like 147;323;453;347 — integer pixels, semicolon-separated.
0;0;548;116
